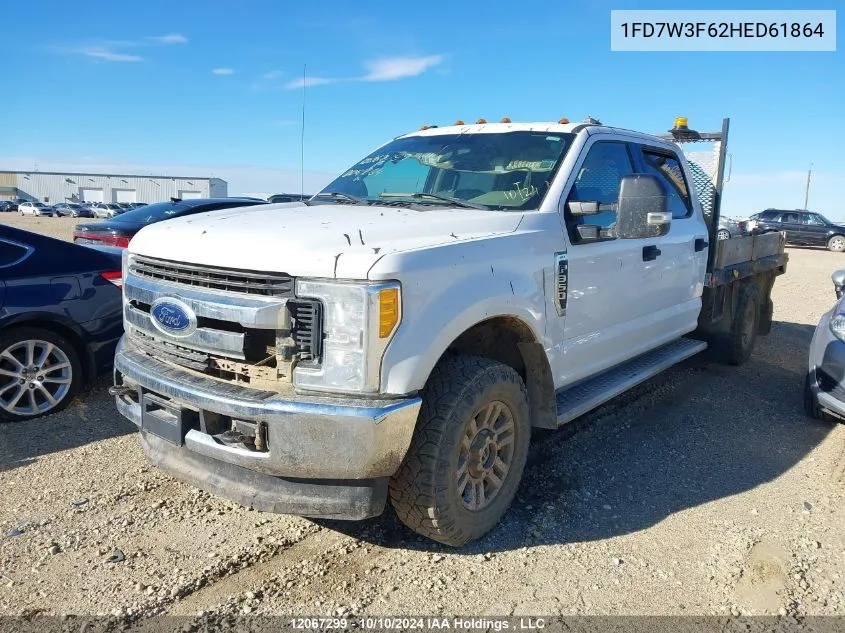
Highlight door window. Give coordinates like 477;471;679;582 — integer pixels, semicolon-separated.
565;142;636;243
641;149;692;218
805;214;825;226
780;212;801;224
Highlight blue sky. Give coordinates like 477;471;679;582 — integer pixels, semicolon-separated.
0;0;841;218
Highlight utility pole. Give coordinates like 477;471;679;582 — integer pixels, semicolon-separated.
803;162;813;210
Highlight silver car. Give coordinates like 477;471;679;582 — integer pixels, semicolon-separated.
717;215;744;240
805;269;845;422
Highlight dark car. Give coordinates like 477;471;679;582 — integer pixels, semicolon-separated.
268;193;312;203
0;201;17;213
53;202;93;218
73;197;268;248
740;209;845;252
0;226;124;421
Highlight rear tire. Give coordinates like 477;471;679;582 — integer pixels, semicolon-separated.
717;229;731;240
827;235;845;252
389;356;531;546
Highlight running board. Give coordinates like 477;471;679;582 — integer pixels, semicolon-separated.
555;338;707;426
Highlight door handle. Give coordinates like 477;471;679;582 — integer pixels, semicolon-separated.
642;245;661;261
695;238;708;252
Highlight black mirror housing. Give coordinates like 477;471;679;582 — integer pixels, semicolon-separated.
615;174;670;239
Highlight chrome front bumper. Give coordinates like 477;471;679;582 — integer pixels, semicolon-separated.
113;336;422;517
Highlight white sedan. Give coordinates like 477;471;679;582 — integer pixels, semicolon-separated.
18;202;55;217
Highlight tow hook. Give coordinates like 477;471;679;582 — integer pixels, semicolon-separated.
108;385;134;397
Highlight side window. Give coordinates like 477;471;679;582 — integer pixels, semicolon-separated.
641;149;691;219
806;214;825;226
781;212;800;224
565;141;635;243
759;211;778;221
0;239;32;268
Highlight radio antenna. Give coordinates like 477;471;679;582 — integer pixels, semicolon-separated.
300;64;306;198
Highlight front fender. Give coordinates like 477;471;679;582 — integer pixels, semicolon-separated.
374;236;551;395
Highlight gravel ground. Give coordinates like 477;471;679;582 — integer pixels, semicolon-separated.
1;212;843;619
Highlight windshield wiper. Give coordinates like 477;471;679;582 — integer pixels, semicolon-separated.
308;191;369;205
378;192;488;210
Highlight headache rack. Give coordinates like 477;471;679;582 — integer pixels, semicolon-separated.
658;118;787;285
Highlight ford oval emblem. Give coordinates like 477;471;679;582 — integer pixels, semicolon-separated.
150;298;197;337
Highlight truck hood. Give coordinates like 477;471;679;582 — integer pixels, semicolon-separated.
128;202;525;279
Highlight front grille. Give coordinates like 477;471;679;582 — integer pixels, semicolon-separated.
132;330;211;372
130;255;294;297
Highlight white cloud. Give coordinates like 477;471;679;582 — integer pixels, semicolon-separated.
263;70;285;79
148;33;188;44
83;48;144;62
284;54;445;90
360;55;444;81
212;68;235;75
285;76;337;89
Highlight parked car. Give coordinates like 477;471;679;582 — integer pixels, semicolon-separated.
740;209;845;252
18;202;55;217
53;202;93;218
73;197;268;248
0;201;17;212
805;268;845;423
91;203;124;219
0;225;124;421
717;216;744;240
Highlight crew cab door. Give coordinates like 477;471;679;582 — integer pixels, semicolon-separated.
631;142;708;331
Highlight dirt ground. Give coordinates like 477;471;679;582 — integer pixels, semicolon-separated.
0;212;843;619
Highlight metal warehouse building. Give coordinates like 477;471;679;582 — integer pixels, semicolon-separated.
0;171;227;204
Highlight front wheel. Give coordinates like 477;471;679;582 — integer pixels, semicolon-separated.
717;229;731;240
0;328;82;421
389;356;531;546
828;235;845;252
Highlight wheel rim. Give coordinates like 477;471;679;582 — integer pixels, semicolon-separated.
456;400;516;512
832;237;844;250
718;230;730;240
0;340;73;416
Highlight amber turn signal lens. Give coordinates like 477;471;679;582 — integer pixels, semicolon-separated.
559;117;570;124
500;117;511;123
379;288;400;338
454;120;465;125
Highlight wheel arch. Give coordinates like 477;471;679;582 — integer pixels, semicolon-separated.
432;315;556;429
0;314;95;383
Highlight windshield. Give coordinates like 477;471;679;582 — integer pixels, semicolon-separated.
319;131;576;210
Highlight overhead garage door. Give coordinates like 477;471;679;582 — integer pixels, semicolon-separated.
179;190;202;199
113;189;137;203
80;188;104;203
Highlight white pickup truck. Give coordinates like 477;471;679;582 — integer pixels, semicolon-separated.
111;117;787;546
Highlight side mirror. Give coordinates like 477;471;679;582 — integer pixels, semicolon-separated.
615;174;670;239
832;269;845;299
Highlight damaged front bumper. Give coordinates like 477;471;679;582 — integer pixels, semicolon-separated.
112;336;421;520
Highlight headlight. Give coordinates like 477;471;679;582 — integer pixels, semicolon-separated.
830;314;845;342
294;279;401;394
